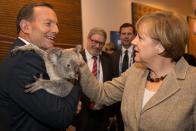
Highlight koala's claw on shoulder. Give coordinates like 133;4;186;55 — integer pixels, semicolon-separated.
11;46;22;56
11;44;40;56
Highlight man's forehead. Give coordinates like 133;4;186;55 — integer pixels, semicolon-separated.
33;6;55;15
32;6;57;21
121;27;133;32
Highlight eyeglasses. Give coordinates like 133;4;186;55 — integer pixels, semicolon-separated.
89;38;105;46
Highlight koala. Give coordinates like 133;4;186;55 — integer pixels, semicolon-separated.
12;44;82;97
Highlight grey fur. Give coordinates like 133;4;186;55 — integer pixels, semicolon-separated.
12;44;82;97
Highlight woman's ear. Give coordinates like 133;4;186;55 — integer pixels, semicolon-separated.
155;42;165;54
19;20;31;33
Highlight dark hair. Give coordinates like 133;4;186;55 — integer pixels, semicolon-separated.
119;23;136;35
16;2;53;34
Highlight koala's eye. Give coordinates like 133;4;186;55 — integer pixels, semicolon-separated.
67;64;71;68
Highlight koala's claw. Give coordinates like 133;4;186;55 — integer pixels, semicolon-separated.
24;75;44;93
11;47;20;56
33;74;43;80
24;82;42;93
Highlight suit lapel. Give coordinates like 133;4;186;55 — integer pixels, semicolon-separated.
134;69;148;120
115;50;121;74
81;50;87;62
141;70;181;113
134;58;188;121
11;38;26;50
100;55;106;81
141;58;189;113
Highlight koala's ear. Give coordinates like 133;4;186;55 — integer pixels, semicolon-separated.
73;45;82;54
47;48;63;65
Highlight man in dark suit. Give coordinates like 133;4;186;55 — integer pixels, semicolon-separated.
111;23;136;131
73;27;114;131
0;2;80;131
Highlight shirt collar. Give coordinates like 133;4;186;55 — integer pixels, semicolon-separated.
18;37;31;45
121;45;133;54
85;49;100;61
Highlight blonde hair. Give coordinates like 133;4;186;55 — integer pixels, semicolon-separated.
136;11;189;61
87;27;107;42
103;42;116;54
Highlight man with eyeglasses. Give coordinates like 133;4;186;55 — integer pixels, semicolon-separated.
73;27;115;131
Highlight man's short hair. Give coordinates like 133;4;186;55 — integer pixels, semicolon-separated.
87;27;107;42
119;23;136;35
16;2;53;34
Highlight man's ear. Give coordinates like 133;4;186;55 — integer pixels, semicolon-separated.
155;42;165;54
19;20;31;33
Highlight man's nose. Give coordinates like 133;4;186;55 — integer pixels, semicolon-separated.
95;43;103;48
52;24;59;34
132;37;137;46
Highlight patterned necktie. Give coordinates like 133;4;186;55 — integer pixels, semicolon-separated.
89;56;97;109
122;50;129;73
92;56;97;78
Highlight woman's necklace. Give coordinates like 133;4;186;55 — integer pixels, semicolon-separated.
147;72;167;82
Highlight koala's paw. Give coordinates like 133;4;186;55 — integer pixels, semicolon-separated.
33;74;43;80
24;74;44;93
11;44;37;56
11;46;22;56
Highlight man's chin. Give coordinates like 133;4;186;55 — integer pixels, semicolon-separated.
41;43;54;50
122;42;131;46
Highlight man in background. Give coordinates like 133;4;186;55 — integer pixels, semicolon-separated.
111;23;136;131
74;27;115;131
0;2;80;131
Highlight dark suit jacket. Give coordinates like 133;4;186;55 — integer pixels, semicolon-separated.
111;49;122;77
74;50;114;131
111;48;135;78
0;38;81;131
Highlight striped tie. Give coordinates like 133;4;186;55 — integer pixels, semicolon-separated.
92;56;97;78
89;56;97;109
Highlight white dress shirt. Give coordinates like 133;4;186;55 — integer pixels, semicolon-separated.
85;49;103;82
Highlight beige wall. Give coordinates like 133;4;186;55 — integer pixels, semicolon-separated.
81;0;131;47
82;0;193;47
